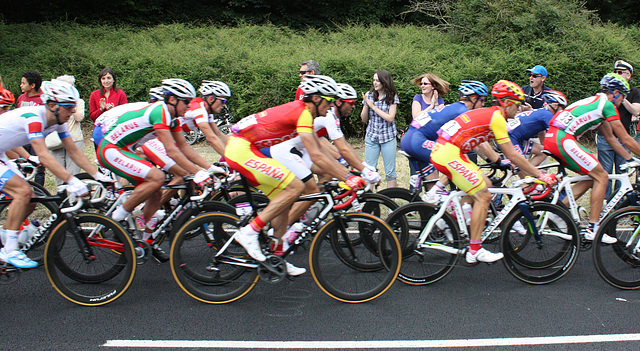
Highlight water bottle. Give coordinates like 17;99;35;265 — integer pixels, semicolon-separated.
235;202;253;216
283;222;305;245
18;220;40;245
301;202;322;225
462;203;473;226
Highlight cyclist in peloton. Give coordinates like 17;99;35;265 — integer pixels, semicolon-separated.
98;79;213;260
225;75;365;276
400;80;489;204
430;80;558;263
544;73;640;244
0;79;111;268
262;83;382;254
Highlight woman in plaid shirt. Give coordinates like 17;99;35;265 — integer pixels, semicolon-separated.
361;70;400;188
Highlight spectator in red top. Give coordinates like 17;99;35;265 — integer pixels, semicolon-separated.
89;67;127;148
16;71;43;107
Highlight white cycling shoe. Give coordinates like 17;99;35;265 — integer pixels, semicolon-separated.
466;248;504;264
234;226;266;262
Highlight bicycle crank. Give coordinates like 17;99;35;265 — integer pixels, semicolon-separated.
0;264;21;285
257;255;286;284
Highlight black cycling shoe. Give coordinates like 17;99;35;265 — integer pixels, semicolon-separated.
151;244;170;262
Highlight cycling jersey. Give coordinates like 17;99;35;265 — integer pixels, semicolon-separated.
103;101;181;152
410;101;469;141
180;97;214;133
508;108;553;155
94;102;149;145
0;105;70;154
437;106;511;154
549;93;619;138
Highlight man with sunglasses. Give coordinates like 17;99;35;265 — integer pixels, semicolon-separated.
98;79;213;246
0;80;110;268
225;75;364;276
522;65;552;109
294;60;321;101
430;80;558;264
544;73;640;244
597;60;640;199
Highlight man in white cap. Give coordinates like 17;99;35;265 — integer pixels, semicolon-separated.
597;60;640;198
522;65;552;109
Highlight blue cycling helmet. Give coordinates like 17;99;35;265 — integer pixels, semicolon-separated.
458;80;489;97
542;90;567;107
600;73;630;96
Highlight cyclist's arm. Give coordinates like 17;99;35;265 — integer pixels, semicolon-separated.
604;120;640;157
333;137;365;171
156;129;201;174
9;147;30;159
319;137;341;160
475;142;501;163
171;130;213;170
61;136;100;175
30;137;75;182
300;132;349;181
197;121;227;156
498;141;541;177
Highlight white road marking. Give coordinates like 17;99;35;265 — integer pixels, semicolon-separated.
104;333;640;348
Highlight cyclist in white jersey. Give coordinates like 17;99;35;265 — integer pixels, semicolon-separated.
0;80;111;268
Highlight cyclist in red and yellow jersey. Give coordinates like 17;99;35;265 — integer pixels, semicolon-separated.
431;80;558;264
225;75;364;276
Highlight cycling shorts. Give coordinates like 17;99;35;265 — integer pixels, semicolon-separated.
138;138;177;172
224;135;296;198
267;142;313;182
431;140;485;195
0;159;18;193
543;126;598;174
97;140;156;185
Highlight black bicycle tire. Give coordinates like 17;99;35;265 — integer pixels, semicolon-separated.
309;212;400;303
170;212;259;303
44;213;136;306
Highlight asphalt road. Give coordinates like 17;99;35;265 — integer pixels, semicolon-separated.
2;248;639;351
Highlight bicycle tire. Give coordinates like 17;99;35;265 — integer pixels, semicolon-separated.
184;131;199;145
593;206;640;289
501;202;579;284
168;200;236;239
385;202;462;285
309;212;401;303
170;212;259;303
377;187;421;208
44;213;136;306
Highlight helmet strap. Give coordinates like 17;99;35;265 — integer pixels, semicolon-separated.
204;95;216;113
46;103;64;125
165;96;179;116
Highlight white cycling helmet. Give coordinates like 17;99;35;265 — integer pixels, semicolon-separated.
336;83;357;100
161;78;196;99
299;75;339;96
199;80;231;98
41;79;80;104
149;87;164;101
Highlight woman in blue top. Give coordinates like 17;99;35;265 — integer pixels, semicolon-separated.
361;70;400;188
411;73;449;117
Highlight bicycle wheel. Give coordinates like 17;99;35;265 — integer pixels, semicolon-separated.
593;206;640;289
501;202;579;284
168;200;236;239
170;212;259;303
377;187;420;208
309;212;401;303
44;213;136;306
385;202;462;285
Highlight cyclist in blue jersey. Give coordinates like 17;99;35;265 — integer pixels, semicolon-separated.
401;80;488;203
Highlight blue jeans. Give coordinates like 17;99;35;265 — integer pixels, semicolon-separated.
596;134;627;199
364;135;397;181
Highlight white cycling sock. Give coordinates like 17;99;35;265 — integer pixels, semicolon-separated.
2;230;19;253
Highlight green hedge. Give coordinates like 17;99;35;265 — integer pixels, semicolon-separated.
1;0;639;136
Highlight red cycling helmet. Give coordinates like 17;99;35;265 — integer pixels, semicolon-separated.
491;80;525;108
0;88;15;107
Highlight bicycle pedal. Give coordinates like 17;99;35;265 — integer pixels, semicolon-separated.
257;255;286;284
0;264;21;285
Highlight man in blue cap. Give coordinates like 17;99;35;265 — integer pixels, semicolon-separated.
522;65;552;109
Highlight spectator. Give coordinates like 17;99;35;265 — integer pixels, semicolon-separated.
50;75;85;186
89;67;127;148
522;65;551;109
16;71;43;107
598;60;640;198
409;73;450;185
295;60;321;100
16;71;46;185
361;70;400;188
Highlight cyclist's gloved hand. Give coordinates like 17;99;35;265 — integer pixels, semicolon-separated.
537;172;558;185
194;170;211;187
338;157;349;167
492;156;511;170
361;167;381;184
67;176;89;197
207;164;228;176
91;172;114;183
346;175;366;190
27;155;40;166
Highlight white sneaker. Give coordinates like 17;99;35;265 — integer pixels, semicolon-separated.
284;260;306;276
466;248;504;264
582;228;617;244
234;226;266;262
